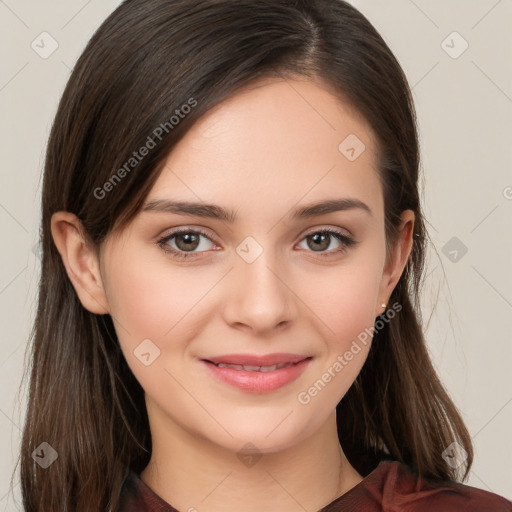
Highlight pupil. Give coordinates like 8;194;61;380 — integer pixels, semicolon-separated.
177;233;199;251
309;233;329;251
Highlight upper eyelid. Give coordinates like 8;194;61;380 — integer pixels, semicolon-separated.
158;226;354;249
159;227;218;245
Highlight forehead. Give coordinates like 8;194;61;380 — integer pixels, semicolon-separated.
146;77;383;226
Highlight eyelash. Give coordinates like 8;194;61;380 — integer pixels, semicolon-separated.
156;228;357;260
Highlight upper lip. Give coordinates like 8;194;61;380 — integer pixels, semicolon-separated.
202;353;311;366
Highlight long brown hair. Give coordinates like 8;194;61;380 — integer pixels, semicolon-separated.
17;0;473;510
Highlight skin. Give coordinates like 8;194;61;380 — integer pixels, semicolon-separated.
51;76;414;512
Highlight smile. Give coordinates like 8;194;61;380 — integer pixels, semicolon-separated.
201;354;313;393
212;361;296;372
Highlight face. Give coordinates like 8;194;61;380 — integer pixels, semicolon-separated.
96;77;410;454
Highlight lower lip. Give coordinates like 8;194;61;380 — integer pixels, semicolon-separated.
201;358;312;393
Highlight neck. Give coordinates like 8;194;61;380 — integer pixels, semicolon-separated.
140;403;363;512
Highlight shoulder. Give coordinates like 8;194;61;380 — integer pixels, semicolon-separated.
324;460;512;512
115;470;179;512
115;471;145;512
390;461;512;511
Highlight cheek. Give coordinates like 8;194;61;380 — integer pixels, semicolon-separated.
300;257;383;349
103;253;224;392
293;264;381;413
104;256;211;393
104;251;210;342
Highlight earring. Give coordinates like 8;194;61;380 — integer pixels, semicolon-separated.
381;303;386;308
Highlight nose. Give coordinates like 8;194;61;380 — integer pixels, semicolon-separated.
222;249;297;335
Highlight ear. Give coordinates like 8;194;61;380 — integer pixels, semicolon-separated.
50;211;110;315
375;209;415;316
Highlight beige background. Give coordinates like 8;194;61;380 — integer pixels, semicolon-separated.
0;0;511;509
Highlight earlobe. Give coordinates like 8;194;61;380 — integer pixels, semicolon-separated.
376;209;415;316
50;211;110;315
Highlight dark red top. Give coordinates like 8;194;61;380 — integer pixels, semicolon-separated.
116;460;512;511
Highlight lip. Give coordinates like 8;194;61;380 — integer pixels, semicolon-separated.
200;353;312;393
203;353;309;366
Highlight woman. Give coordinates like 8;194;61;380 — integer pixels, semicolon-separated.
17;0;512;510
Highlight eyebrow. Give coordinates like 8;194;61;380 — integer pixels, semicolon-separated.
142;197;372;222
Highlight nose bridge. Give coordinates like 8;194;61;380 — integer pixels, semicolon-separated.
224;238;294;332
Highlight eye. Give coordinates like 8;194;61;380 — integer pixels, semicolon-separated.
156;227;357;261
157;228;218;260
297;229;357;256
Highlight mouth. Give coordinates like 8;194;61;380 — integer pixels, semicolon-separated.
200;353;313;393
208;361;300;372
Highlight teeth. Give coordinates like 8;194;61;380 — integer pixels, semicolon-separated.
214;362;295;371
258;365;277;372
217;363;244;370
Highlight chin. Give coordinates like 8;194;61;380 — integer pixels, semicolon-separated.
205;411;321;456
